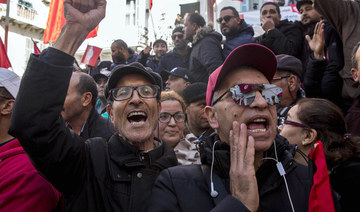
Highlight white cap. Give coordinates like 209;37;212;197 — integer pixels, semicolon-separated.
0;68;20;98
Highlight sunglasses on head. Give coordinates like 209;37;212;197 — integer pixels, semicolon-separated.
171;34;184;40
212;84;282;106
216;15;236;23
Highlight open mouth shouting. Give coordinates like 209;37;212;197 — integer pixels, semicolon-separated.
246;117;269;134
127;111;148;126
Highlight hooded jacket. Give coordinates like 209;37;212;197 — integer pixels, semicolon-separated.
189;24;224;83
0;139;62;212
9;48;178;212
149;133;312;211
256;20;303;59
223;21;256;58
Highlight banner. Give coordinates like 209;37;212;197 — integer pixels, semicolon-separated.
43;0;99;44
81;45;102;67
0;37;11;68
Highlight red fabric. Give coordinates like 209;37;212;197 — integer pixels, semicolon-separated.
308;141;335;212
43;0;99;44
33;41;41;54
291;4;300;14
149;0;153;10
0;0;7;4
81;45;102;66
0;37;11;68
0;139;63;211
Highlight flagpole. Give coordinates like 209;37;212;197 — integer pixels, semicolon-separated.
4;0;10;51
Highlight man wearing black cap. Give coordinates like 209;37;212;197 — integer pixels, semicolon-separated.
162;67;191;96
297;0;344;111
158;27;191;79
92;72;110;117
136;39;168;74
149;44;310;211
9;1;177;211
174;82;213;165
271;54;306;126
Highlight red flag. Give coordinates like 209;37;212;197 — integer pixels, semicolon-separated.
33;40;41;54
43;0;99;44
0;37;11;68
0;0;7;4
81;45;102;67
149;0;153;10
290;4;300;14
308;141;335;212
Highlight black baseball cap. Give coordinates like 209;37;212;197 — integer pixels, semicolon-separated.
161;67;191;82
276;54;303;79
296;0;313;11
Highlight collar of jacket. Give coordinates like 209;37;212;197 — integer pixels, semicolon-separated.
80;108;97;138
108;135;177;171
199;133;298;193
192;23;222;45
226;22;255;40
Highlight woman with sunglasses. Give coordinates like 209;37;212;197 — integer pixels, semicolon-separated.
158;91;187;149
279;98;360;211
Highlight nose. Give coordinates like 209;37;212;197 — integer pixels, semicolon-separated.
249;91;268;109
168;116;177;126
129;89;143;105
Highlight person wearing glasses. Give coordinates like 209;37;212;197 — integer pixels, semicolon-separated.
278;98;360;211
158;27;191;85
256;2;303;59
9;1;177;211
271;54;306;126
149;44;311;211
183;13;224;83
158;91;186;149
218;6;256;58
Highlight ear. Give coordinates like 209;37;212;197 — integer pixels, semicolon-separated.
303;128;317;146
351;68;359;82
107;104;114;123
287;75;297;92
185;81;191;87
205;106;219;129
0;100;15;116
81;92;92;107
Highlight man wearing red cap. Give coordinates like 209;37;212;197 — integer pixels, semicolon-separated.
149;44;311;211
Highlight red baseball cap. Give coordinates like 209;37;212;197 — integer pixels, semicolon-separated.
206;43;277;106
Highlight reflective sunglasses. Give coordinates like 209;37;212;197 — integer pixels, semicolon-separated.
110;85;159;101
212;84;282;106
159;112;186;123
171;34;184;40
216;15;236;23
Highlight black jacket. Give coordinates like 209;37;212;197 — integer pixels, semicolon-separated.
78;108;114;141
9;48;178;212
256;20;303;59
189;25;224;83
136;51;161;74
149;133;312;211
302;20;344;110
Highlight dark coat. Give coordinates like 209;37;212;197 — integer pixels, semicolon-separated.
136;51;161;73
149;133;312;211
256;20;303;59
345;98;360;136
78;108;114;141
9;48;178;212
110;48;138;70
330;157;360;212
223;21;256;58
189;25;224;83
302;20;344;111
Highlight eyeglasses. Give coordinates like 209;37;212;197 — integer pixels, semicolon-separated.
110;85;159;101
159;112;186;123
212;84;282;106
271;75;290;82
282;119;310;129
216;15;237;23
171;34;184;40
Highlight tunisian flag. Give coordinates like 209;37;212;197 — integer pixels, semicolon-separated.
0;37;12;68
81;45;102;66
0;0;7;4
43;0;99;44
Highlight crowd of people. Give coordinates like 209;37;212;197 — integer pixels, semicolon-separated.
1;0;360;211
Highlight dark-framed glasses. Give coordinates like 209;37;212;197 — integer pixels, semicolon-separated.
216;15;236;23
271;75;290;82
282;119;310;129
110;85;159;101
212;84;282;106
159;112;186;123
171;34;184;40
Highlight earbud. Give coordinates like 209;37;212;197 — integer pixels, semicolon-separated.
210;182;218;197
